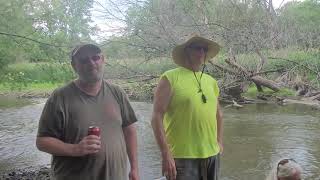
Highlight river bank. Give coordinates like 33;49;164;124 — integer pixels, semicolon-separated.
0;79;155;102
1;82;320;110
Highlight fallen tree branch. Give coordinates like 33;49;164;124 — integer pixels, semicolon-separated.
255;49;267;73
225;58;250;76
224;100;244;108
208;61;238;75
0;32;71;48
252;69;284;76
251;76;280;91
118;74;158;80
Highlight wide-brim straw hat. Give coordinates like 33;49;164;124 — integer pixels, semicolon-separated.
172;34;220;66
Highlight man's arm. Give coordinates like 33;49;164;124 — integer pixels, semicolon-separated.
151;77;176;179
36;135;101;157
216;102;224;153
123;124;139;178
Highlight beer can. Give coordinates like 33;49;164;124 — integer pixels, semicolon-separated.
88;126;101;137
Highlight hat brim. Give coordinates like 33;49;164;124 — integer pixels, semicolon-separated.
71;44;101;61
172;36;220;66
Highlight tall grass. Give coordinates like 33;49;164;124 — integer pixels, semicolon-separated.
0;62;75;90
243;86;296;98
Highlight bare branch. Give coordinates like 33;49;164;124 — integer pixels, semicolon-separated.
268;57;319;75
255;49;267;73
0;32;71;48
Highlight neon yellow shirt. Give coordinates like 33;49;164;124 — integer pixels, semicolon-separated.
161;67;220;158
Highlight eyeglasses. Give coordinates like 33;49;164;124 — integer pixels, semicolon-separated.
188;45;208;53
276;159;300;180
76;54;102;64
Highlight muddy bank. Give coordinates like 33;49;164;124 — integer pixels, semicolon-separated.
1;85;319;109
0;166;50;180
220;95;320;109
0;84;153;102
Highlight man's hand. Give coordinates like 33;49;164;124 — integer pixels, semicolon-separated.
73;135;101;156
162;152;176;180
129;167;139;180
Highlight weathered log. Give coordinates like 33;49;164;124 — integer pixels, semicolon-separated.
225;57;280;92
251;76;280;92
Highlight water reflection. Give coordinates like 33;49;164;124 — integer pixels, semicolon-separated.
222;103;320;179
0;101;319;179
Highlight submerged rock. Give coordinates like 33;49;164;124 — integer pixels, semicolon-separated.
0;166;51;180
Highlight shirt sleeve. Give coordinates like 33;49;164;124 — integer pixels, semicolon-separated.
37;91;65;140
117;87;138;127
160;70;173;86
213;79;220;98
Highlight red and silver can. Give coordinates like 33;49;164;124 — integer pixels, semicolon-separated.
88;126;101;137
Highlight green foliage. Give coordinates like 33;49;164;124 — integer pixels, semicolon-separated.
102;36;150;59
266;50;320;83
35;0;94;43
0;82;61;92
0;0;319;100
0;0;34;69
279;0;320;48
0;0;95;72
3;71;31;90
0;62;75;90
244;86;296;98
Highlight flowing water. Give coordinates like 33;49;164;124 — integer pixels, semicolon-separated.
0;97;319;179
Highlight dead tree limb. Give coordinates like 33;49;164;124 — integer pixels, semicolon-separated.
0;32;71;48
256;49;267;73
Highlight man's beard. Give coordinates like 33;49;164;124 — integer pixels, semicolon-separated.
79;67;104;83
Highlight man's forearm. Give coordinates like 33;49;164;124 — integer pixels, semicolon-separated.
36;137;76;156
151;113;171;156
216;103;223;143
123;124;138;170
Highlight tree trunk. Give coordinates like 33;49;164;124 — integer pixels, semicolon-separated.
254;82;264;92
251;76;280;92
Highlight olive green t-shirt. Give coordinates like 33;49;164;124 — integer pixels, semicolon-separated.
37;80;137;180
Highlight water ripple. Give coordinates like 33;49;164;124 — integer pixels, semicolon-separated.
0;101;319;180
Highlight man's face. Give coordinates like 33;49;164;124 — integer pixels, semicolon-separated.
72;49;105;83
186;42;208;65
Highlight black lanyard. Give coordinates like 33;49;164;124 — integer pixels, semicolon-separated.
193;64;207;103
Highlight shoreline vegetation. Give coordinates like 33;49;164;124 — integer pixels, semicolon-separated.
0;79;319;110
1;0;319;178
0;49;319;109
